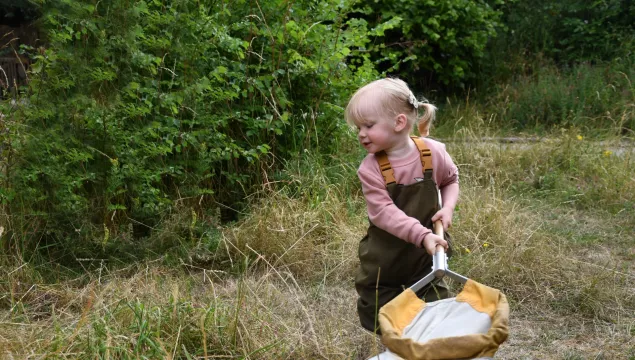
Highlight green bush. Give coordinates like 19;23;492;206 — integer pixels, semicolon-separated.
495;0;634;64
0;0;376;257
0;0;39;20
354;0;505;91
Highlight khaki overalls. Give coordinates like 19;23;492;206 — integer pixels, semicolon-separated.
355;137;451;333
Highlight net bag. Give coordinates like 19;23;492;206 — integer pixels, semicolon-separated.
369;279;509;360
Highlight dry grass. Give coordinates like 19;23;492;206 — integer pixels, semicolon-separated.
1;135;634;359
220;192;364;283
1;261;380;359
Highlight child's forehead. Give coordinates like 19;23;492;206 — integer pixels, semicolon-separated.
351;108;385;126
359;86;386;107
350;90;389;121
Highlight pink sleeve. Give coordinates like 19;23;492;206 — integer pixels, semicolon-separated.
358;165;432;247
433;142;459;188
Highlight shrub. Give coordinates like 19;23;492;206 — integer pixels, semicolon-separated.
495;0;635;64
354;0;505;91
0;0;376;257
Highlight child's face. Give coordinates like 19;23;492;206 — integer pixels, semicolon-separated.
354;110;403;154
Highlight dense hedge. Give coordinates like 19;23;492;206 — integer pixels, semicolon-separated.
499;0;634;64
354;0;505;91
0;0;376;255
358;0;635;92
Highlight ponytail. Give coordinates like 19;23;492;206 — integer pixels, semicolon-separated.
417;103;437;137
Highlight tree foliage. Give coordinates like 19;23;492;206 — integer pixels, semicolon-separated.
355;0;505;91
0;0;40;21
1;0;375;255
499;0;635;63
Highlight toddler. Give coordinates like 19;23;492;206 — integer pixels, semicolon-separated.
346;78;459;333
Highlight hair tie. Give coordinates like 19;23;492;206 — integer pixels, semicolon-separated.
408;93;419;109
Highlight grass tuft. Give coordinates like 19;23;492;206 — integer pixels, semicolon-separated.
1;133;633;358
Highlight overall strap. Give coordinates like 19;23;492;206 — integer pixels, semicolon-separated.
376;151;397;185
375;137;433;186
410;136;433;173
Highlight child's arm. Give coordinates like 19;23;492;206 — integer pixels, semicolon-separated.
432;182;459;231
358;168;435;249
431;141;460;231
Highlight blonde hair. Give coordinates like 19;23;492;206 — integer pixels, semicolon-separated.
345;78;437;136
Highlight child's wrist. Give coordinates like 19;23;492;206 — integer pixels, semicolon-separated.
420;232;431;248
422;232;436;243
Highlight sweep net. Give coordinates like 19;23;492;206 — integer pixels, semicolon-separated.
369;280;509;360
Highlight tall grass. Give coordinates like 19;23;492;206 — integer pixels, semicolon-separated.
436;56;635;136
448;134;634;321
1;53;634;359
1;129;634;358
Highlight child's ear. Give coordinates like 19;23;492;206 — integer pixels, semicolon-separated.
394;114;408;132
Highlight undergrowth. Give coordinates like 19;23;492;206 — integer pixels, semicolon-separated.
1;129;633;358
435;56;635;137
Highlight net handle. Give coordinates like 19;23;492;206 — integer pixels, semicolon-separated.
434;220;444;254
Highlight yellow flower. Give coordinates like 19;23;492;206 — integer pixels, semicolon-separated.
576;135;583;141
483;242;489;247
465;248;471;254
603;150;612;157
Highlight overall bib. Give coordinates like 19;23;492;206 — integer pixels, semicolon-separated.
355;137;451;333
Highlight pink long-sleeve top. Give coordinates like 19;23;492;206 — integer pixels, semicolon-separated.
358;137;459;248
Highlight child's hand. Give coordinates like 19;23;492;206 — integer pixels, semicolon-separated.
422;233;448;256
431;207;454;231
